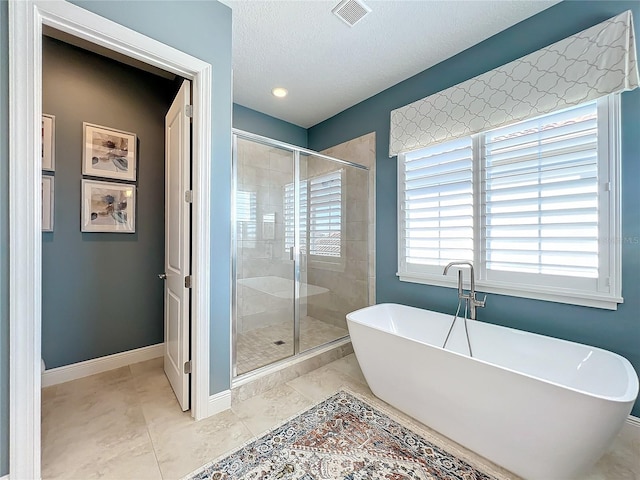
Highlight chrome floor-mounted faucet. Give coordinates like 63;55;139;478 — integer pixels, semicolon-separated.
443;261;486;320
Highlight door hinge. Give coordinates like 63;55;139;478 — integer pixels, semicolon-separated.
185;275;192;288
184;360;192;374
185;104;193;118
185;190;193;203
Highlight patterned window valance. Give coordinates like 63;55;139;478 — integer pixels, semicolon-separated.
389;11;639;157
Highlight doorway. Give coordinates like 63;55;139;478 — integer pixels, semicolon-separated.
9;2;213;478
40;29;193;408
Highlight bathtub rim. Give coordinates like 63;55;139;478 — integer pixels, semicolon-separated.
346;303;639;404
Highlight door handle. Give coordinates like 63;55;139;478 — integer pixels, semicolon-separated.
158;273;167;280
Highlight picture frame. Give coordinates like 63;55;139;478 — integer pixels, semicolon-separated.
42;114;55;171
42;175;54;232
82;122;137;181
81;179;136;233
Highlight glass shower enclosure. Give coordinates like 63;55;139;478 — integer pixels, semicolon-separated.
232;131;369;377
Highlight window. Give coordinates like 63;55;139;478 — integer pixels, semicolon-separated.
309;170;342;257
237;190;257;247
400;136;474;271
285;169;344;266
398;96;622;309
284;181;307;253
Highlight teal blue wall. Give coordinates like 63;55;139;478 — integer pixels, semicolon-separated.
0;0;8;474
309;0;640;416
67;1;233;397
42;37;176;369
233;103;307;147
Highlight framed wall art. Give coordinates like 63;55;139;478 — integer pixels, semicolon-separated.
81;179;136;233
42;114;55;171
82;122;137;181
42;175;54;232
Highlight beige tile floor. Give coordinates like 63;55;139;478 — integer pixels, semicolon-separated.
41;354;640;480
235;315;348;374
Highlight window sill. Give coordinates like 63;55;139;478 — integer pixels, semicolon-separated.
397;273;623;310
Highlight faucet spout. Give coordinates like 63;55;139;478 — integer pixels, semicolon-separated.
442;261;485;320
443;261;475;294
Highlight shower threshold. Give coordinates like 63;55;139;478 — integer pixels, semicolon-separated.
232;335;351;388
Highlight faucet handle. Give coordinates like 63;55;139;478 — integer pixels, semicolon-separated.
476;294;487;307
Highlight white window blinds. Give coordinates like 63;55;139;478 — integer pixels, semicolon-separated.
483;101;600;280
399;137;473;275
237;190;257;245
284;182;307;253
397;96;621;309
284;182;294;251
309;170;342;257
284;170;343;258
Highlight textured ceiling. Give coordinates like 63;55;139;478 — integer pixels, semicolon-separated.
227;0;559;128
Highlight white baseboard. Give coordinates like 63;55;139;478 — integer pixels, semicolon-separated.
626;415;640;428
208;390;231;416
42;343;164;387
1;473;8;480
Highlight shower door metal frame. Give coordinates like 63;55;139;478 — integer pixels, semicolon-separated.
231;133;239;378
292;149;302;356
231;129;368;380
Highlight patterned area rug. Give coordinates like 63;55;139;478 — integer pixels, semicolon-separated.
184;390;504;480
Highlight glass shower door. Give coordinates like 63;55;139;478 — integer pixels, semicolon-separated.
298;153;369;352
234;137;296;375
233;133;369;377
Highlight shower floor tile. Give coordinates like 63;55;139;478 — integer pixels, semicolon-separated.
235;316;348;375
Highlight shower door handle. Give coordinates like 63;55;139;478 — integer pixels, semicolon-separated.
289;246;295;261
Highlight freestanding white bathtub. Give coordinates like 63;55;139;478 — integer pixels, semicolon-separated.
346;303;639;480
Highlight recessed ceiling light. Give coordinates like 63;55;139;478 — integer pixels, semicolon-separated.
272;87;288;98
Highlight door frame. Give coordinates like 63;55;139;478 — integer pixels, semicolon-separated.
9;1;213;478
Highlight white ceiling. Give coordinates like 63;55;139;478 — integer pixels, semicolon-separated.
227;0;559;128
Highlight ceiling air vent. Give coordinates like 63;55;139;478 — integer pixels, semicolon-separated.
332;0;371;27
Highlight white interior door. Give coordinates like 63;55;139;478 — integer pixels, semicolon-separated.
163;80;191;411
